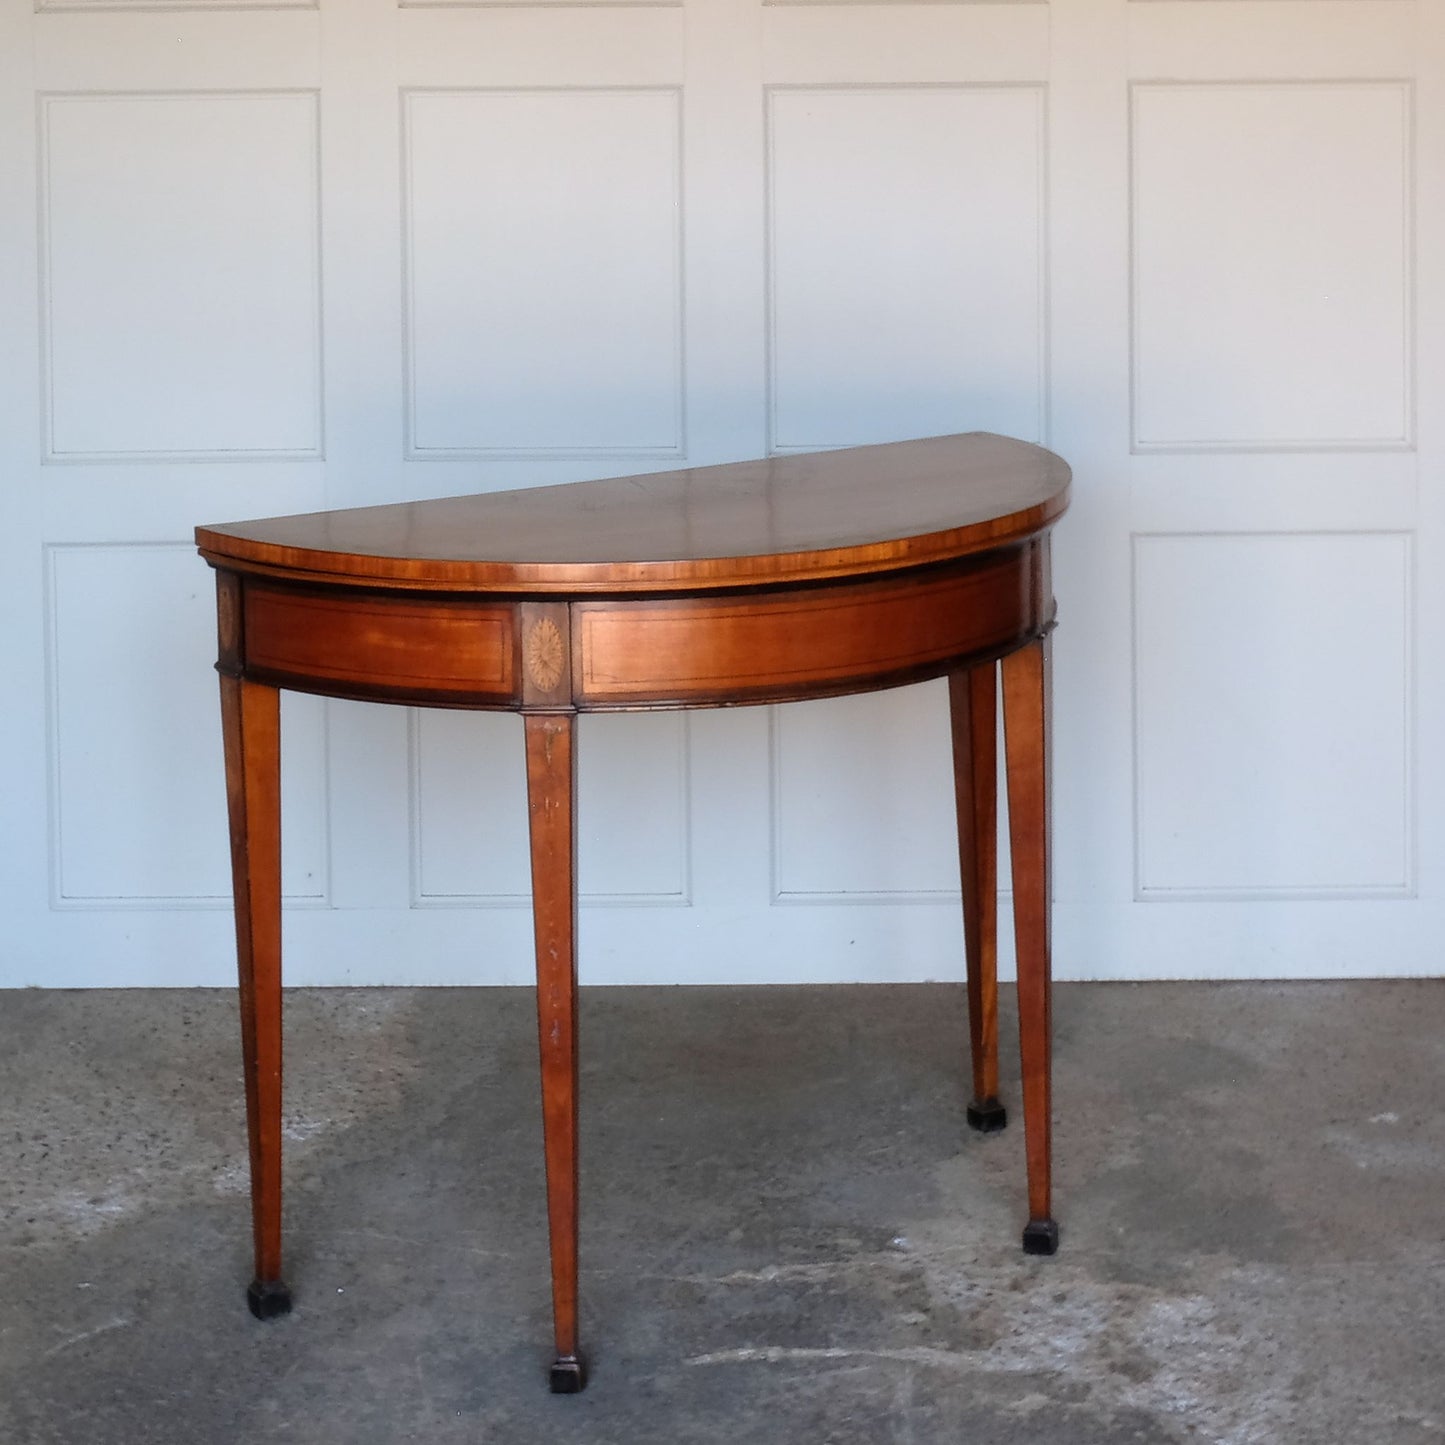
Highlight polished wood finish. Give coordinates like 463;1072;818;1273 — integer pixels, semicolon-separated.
198;431;1069;1387
243;582;517;707
1001;636;1056;1254
217;569;292;1315
574;543;1045;710
950;663;1004;1132
523;713;585;1390
196;431;1068;594
218;670;289;1315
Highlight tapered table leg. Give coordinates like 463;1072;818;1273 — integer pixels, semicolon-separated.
220;675;292;1317
524;713;587;1393
948;664;1006;1134
1001;636;1058;1256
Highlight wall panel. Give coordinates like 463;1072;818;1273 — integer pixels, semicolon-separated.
767;84;1046;452
1133;532;1412;898
412;708;689;905
403;87;684;457
41;91;322;461
1131;81;1411;451
46;545;328;906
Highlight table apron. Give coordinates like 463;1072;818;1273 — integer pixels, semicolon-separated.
218;539;1050;711
573;541;1047;709
230;581;518;708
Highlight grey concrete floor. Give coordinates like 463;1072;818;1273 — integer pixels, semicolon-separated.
1;982;1442;1445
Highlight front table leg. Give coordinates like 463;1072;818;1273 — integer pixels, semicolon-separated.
523;714;587;1392
219;675;292;1317
1000;637;1059;1256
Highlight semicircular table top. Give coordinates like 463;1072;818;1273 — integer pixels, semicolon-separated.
196;431;1071;594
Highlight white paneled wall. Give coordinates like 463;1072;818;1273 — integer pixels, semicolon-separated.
412;710;689;906
1133;532;1412;899
0;0;1441;986
766;85;1046;451
1130;81;1411;452
45;545;328;907
403;88;684;457
40;91;323;461
772;685;963;902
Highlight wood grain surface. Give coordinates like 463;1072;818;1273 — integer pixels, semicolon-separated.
196;433;1069;594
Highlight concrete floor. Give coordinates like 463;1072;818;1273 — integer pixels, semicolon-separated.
1;982;1442;1445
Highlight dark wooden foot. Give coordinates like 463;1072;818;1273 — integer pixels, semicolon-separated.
966;1096;1008;1133
247;1278;293;1319
549;1354;588;1393
1022;1219;1059;1256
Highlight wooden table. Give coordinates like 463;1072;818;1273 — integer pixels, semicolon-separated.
197;431;1070;1393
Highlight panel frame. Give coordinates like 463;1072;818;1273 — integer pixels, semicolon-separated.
43;541;333;910
36;87;325;465
769;685;958;907
399;84;687;461
1130;527;1416;903
407;707;694;909
1127;76;1416;455
763;80;1050;456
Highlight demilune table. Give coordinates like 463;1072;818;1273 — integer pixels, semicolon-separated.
196;431;1070;1393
